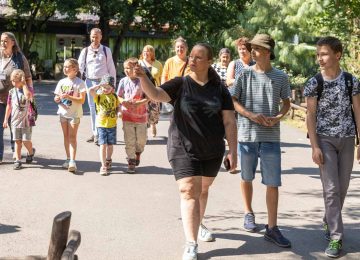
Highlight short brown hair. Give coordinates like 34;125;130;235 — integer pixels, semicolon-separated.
234;37;251;52
317;36;343;55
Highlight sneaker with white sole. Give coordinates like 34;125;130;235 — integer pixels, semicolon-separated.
68;160;77;173
182;241;198;260
198;223;214;242
244;212;257;232
62;159;70;169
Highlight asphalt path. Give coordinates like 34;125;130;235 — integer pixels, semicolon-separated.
0;80;359;259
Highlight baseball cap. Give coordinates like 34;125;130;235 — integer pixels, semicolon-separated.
100;74;115;88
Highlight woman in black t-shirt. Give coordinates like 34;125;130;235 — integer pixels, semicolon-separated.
135;43;237;260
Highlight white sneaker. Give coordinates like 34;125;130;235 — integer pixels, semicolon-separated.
62;159;70;169
198;223;214;242
182;241;198;260
68;160;77;173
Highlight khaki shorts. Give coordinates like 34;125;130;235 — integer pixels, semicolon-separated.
60;115;80;125
13;127;32;141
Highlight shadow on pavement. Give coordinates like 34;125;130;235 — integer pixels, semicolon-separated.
200;223;359;259
281;141;311;148
0;224;21;234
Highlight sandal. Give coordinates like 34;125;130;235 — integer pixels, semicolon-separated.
105;159;112;169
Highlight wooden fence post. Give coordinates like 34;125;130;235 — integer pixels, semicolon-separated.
47;211;71;260
61;230;81;260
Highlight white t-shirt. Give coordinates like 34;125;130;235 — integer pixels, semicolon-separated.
54;77;86;118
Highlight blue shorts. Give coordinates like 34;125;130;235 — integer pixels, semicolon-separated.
239;142;281;187
97;127;117;145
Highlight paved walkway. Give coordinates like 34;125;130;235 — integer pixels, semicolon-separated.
0;81;359;259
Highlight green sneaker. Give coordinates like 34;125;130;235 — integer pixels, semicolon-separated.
323;223;330;241
325;239;342;258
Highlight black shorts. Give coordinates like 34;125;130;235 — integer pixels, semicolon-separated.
170;156;223;181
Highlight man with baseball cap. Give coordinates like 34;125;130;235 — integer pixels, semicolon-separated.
230;33;292;248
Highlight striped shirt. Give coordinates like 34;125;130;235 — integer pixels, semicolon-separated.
230;67;290;142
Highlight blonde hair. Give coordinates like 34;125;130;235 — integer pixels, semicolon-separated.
124;57;138;67
64;58;79;71
174;36;188;49
141;45;155;62
10;69;26;83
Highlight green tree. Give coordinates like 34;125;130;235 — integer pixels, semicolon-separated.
83;0;251;65
7;0;82;56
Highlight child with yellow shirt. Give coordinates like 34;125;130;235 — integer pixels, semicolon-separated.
89;75;122;175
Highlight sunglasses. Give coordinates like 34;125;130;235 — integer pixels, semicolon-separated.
93;50;98;58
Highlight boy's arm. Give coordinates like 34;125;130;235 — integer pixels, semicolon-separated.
2;101;11;128
89;84;101;98
306;97;323;165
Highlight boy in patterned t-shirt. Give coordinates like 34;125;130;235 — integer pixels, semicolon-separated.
89;75;122;176
304;36;360;258
117;57;148;174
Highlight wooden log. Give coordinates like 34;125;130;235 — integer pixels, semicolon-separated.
61;230;81;260
290;103;307;112
47;211;72;260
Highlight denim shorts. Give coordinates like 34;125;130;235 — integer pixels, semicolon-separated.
98;127;117;145
239;142;281;187
60;116;80;125
170;156;223;181
13;127;32;141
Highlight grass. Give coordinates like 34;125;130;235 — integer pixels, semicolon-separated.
282;108;307;132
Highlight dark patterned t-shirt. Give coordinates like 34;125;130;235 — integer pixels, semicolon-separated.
211;63;227;86
303;71;360;137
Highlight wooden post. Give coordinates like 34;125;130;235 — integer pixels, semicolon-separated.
47;211;71;260
61;230;81;260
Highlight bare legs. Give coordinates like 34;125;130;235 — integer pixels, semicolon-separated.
60;121;79;160
177;176;215;242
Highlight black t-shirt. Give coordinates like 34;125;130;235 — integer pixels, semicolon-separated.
161;74;234;161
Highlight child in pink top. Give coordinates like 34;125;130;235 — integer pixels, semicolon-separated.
117;57;148;173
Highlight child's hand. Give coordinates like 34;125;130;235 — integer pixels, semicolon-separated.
3;121;8;128
117;112;122;118
54;95;61;103
133;64;146;78
60;93;70;99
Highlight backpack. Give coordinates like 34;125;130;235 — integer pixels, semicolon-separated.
81;46;108;81
28;98;38;125
308;72;358;145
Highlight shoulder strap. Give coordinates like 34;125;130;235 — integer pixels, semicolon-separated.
314;73;324;101
181;58;189;77
343;71;359;145
103;46;107;61
83;47;88;76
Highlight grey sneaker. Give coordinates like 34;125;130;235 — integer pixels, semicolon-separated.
198;223;214;242
182;241;198;260
62;159;70;169
244;212;257;232
325;239;342;258
323;222;330;241
13;160;22;170
68;160;77;173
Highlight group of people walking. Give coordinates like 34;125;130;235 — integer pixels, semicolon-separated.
0;27;358;260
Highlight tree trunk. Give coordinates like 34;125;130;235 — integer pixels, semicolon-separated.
113;24;129;68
